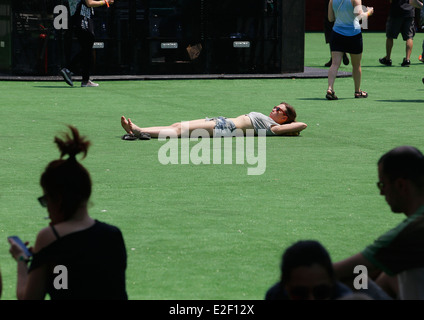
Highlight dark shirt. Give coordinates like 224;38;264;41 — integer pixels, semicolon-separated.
265;281;352;300
29;220;128;300
390;0;415;18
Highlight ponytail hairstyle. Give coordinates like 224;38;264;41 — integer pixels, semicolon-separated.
40;126;92;221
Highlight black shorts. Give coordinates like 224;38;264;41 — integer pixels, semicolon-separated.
386;16;415;41
330;31;363;54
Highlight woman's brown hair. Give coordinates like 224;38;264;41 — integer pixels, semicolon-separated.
40;126;92;221
281;102;297;124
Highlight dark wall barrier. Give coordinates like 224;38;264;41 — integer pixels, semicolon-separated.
0;0;305;76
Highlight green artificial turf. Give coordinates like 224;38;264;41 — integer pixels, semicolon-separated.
1;32;424;300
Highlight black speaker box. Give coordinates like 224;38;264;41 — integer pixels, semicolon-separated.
203;0;283;74
1;0;304;76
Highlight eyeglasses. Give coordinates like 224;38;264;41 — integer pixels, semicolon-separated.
376;181;385;191
273;106;287;116
288;284;333;300
38;195;47;207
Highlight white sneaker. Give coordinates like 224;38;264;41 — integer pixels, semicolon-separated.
81;80;99;87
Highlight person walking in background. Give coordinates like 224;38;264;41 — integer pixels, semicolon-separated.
324;0;349;67
8;126;128;300
60;0;114;87
379;0;423;67
326;0;374;100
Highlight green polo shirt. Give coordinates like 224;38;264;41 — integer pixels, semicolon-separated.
362;205;424;276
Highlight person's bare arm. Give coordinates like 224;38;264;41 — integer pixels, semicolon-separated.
334;252;381;283
271;122;307;136
85;0;114;8
352;0;374;20
410;0;423;9
9;228;55;299
328;0;335;23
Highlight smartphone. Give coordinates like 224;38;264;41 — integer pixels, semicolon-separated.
8;236;32;257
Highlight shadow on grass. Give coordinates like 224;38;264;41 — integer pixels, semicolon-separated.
360;65;412;68
33;85;74;88
362;63;424;68
298;97;348;101
377;99;424;103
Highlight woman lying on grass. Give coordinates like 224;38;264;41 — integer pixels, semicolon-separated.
121;102;307;139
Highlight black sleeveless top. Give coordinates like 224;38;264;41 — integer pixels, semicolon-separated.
29;220;128;300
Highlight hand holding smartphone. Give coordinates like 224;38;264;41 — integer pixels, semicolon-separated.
8;236;32;258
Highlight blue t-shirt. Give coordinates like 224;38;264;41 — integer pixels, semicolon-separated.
332;0;361;36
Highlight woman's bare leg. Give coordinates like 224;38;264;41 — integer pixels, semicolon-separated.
327;51;344;92
121;116;215;138
121;116;178;137
350;53;363;93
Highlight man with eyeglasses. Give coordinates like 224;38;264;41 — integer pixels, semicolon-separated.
334;146;424;299
120;102;307;139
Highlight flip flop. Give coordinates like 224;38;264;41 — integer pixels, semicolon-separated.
139;132;151;140
121;133;138;141
121;133;151;141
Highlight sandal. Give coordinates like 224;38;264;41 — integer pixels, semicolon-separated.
122;132;151;141
326;89;338;100
122;133;138;141
354;90;368;98
139;132;152;140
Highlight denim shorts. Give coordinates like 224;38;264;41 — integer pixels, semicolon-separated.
206;116;236;137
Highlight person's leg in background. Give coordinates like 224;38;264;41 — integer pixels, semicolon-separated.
326;51;343;100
